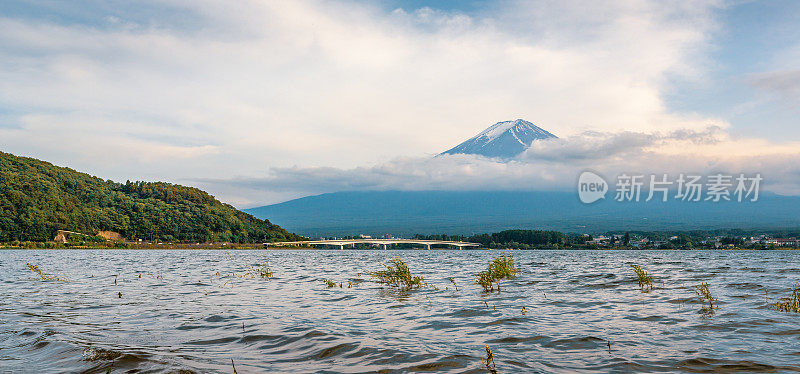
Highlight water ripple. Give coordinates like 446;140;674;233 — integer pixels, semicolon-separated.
2;249;800;373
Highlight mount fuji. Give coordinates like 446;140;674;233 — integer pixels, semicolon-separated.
245;121;800;236
441;119;557;159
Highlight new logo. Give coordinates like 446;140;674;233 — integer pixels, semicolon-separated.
578;171;608;204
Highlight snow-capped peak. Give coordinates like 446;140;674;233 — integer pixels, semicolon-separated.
440;119;557;159
476;119;556;144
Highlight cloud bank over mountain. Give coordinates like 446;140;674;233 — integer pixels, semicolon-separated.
200;125;800;206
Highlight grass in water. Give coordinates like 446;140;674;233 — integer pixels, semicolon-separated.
774;283;800;313
630;265;653;292
26;263;67;282
220;251;273;280
694;282;717;314
370;258;423;291
323;279;336;288
484;344;497;373
476;271;495;292
475;253;518;292
248;261;273;279
447;277;459;291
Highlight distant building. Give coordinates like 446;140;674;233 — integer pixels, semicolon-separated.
54;230;121;243
53;230;90;243
766;238;798;247
651;240;669;248
54;231;68;243
587;236;609;245
97;231;123;241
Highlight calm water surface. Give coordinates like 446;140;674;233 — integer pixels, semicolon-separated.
2;249;800;373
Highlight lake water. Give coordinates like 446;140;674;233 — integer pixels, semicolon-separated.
2;249;800;373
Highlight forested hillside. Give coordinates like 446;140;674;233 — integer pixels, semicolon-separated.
0;151;303;243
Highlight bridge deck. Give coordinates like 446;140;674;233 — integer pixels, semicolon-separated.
266;239;480;248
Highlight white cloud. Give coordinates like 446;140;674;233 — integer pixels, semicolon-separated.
0;1;722;160
7;0;793;206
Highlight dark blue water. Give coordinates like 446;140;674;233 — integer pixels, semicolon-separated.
1;249;800;373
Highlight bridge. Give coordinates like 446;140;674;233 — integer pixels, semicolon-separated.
266;238;481;250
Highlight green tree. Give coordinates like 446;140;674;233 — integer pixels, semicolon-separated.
0;151;304;243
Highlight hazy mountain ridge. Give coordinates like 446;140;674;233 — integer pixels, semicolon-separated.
245;190;800;237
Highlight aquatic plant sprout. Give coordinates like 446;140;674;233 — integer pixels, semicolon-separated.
26;263;67;282
447;277;459;291
220;251;273;280
774;283;800;313
250;261;273;279
484;344;497;373
630;264;653;292
476;271;495;292
490;254;517;279
694;282;717;314
475;253;518;292
370;258;423;290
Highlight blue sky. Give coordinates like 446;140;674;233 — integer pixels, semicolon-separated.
0;0;798;205
665;0;800;138
376;0;800;142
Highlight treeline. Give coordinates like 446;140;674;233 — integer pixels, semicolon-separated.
414;228;798;250
0;151;304;243
415;229;569;249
